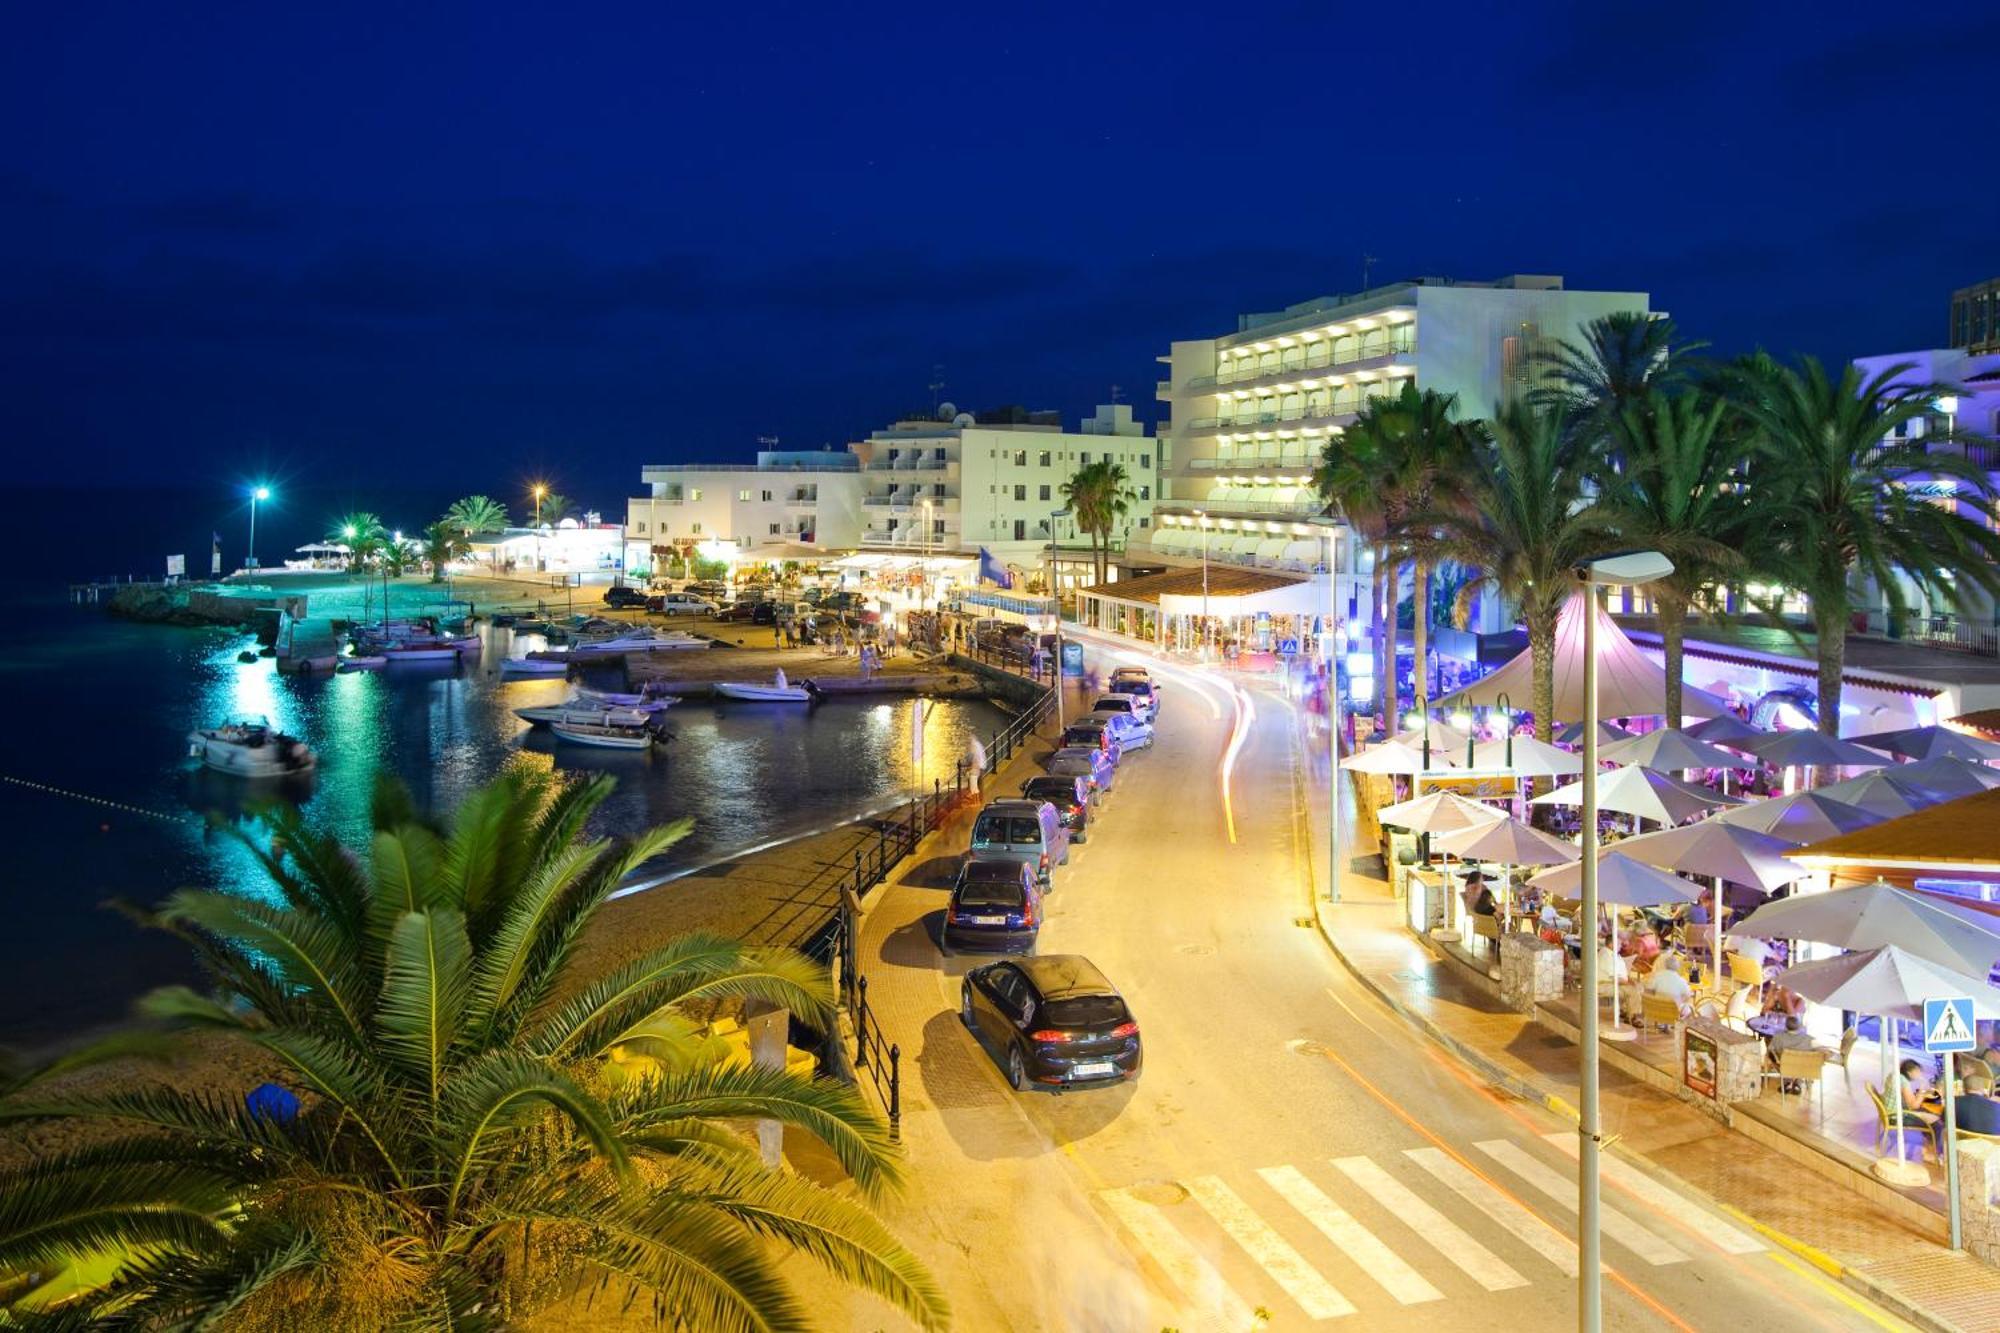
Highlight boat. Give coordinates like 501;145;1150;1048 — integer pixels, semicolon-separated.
337;655;388;672
187;717;318;778
383;644;460;662
575;685;679;711
550;718;665;749
569;628;710;656
712;668;812;703
514;702;655;727
499;655;569;677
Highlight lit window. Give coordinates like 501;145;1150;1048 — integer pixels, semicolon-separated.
689;489;703;502
738;490;752;502
1039;451;1051;467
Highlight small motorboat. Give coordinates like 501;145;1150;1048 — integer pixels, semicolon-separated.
499;656;569;677
576;685;679;712
187;717;317;778
712;668;812;703
550;718;665;749
337;655;388;672
569;628;710;656
514;701;655;727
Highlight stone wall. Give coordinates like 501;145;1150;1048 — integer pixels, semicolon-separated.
1959;1138;2000;1266
1499;934;1563;1012
1678;1016;1764;1105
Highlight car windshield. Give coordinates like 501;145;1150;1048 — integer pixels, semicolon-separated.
955;873;1026;908
1094;698;1129;711
974;814;1042;846
1025;782;1074;804
1042;995;1128;1028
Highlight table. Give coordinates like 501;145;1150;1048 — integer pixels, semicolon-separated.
1746;1014;1787;1038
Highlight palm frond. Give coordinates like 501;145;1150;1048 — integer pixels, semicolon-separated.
156;891;370;1044
376;908;473;1105
438;1051;628;1221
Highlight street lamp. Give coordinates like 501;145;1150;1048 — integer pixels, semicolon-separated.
1194;509;1210;660
1573;549;1673;1333
531;484;549;572
1323;521;1344;902
247;485;271;570
1048;507;1072;725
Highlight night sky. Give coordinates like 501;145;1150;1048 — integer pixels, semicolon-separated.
6;1;1996;515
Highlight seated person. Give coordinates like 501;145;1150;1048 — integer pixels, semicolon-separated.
1887;1059;1943;1157
1955;1069;2000;1138
1644;955;1693;1012
1724;982;1760;1028
1766;1016;1816;1090
1969;1039;2000;1084
1771;984;1806;1019
1470;883;1498;918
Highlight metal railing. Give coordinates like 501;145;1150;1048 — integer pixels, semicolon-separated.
851;976;900;1139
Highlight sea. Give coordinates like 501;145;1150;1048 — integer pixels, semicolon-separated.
0;487;1006;1046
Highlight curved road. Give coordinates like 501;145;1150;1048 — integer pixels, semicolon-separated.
844;637;1911;1332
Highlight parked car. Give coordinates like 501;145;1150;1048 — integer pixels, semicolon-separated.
942;859;1042;954
1061;720;1122;765
960;955;1142;1091
968;798;1069;888
1045;745;1114;800
1090;695;1140;723
683;580;728;602
819;590;861;613
1109;667;1159;705
714;600;777;624
1018;774;1090;842
649;591;719;616
1106;676;1158;718
1086;709;1153;751
602;584;650;610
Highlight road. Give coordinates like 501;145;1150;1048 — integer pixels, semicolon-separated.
844;636;1912;1332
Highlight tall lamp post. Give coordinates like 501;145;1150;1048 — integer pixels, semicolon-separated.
1573;550;1673;1333
1194;508;1210;660
1322;519;1343;902
246;485;271;570
1048;507;1072;725
531;484;548;573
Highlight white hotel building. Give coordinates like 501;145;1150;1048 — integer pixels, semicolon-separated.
624;449;865;576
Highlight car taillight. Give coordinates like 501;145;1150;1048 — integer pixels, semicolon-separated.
1020;898;1037;927
1029;1029;1070;1043
1038;851;1049;870
1110;1021;1139;1039
945;907;961;924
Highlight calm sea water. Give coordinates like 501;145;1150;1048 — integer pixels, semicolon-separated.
0;572;1004;1045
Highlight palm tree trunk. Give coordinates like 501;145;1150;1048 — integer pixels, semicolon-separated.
1658;589;1686;725
1372;551;1391;735
1413;558;1432;707
1529;613;1558;746
1814;602;1846;738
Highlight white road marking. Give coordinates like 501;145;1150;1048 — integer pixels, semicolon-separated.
1474;1140;1689;1266
1399;1148;1583;1278
1538;1131;1765;1254
1332;1155;1531;1291
1100;1187;1257;1326
1185;1175;1356;1319
1257;1165;1444;1305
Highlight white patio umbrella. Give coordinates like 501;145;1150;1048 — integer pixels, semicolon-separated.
1525;852;1703;1034
1731;880;2000;979
1471;734;1583;778
1685;714;1767;749
1342;739;1461;775
1852;725;2000;764
1777;945;2000;1183
1531;764;1743;827
1711;790;1886;845
1738;729;1893;772
1375;790;1508;835
1394;719;1479;763
1816;770;1951;819
1556;718;1635;746
1599;728;1749;774
1610;819;1803;984
1885;757;2000;800
1433;816;1581;964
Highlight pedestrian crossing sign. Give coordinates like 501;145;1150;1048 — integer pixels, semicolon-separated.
1924;996;1976;1054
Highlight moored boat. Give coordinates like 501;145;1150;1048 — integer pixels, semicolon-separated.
514;701;655;727
569;628;709;656
382;644;460;662
712;668;812;703
187;717;318;778
499;655;568;677
338;655;388;672
550;718;665;749
575;685;678;711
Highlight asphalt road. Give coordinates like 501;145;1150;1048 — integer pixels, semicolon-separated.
847;637;1912;1332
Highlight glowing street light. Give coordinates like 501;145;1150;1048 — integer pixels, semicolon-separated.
247;485;272;570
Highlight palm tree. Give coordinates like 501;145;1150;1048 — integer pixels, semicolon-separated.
1729;357;2000;737
0;770;946;1331
1534;311;1705;440
1432;400;1616;744
1315;426;1394;732
329;512;387;572
444;494;510;538
536;492;575;527
422;520;472;582
1595;388;1752;722
1059;460;1135;586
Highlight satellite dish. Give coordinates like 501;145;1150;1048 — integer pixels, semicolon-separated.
952;412;974;427
937;401;957;421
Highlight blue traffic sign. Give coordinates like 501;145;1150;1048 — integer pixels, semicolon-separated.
1925;996;1977;1054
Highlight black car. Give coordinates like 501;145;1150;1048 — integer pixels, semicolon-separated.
1019;774;1089;843
602;585;650;609
942;860;1041;954
715;600;777;624
960;955;1141;1091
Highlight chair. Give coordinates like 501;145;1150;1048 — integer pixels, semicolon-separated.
1822;1026;1859;1088
1641;993;1683;1035
1762;1049;1828;1114
1867;1083;1935;1162
1693;996;1724;1026
1727;953;1765;989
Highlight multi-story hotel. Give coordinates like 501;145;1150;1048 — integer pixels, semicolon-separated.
845;402;1157;571
624;449;864;576
1148;274;1650;577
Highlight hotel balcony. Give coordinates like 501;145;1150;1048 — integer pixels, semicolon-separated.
1171;329;1416;394
1156;493;1326;519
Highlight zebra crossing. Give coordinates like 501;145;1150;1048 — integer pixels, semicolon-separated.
1095;1132;1764;1322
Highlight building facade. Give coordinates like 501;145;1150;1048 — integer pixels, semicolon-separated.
844;403;1158;572
1952;278;2000;355
624;449;863;576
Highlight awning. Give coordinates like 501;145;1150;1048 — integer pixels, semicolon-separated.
1790;787;2000;872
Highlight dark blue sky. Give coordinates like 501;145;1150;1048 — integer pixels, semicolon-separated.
6;1;1995;515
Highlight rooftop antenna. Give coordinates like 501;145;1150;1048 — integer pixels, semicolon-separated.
928;365;946;412
1361;254;1379;290
757;435;779;447
1109;383;1124;404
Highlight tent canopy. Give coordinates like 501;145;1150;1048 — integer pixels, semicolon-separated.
1530;765;1743;825
1435;593;1731;722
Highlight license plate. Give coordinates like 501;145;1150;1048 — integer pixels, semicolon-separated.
1070;1061;1116;1078
969;915;1004;926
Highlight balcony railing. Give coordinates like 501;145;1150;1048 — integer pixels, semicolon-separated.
1178;332;1416;390
1187;454;1321;472
1178;400;1366;434
1160;495;1326;517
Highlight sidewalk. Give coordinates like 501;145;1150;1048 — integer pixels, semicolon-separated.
1314;866;2000;1333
